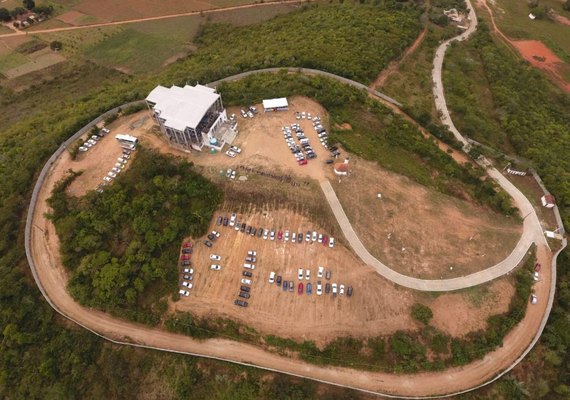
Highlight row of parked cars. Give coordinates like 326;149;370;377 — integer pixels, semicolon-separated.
216;213;335;248
102;151;131;184
282;123;316;166
235;250;258;307
311;117;329;150
179;242;194;297
268;266;353;297
79;127;110;153
204;230;220;248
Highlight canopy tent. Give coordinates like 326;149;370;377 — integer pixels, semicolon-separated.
262;97;289;111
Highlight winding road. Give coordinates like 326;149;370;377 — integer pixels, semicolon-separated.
23;0;567;397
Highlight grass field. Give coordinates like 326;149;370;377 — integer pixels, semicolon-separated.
491;0;570;61
0;51;29;75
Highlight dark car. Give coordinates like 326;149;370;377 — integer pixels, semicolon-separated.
242;270;253;277
240;222;246;232
250;227;257;236
298;233;303;243
181;260;191;266
257;227;264;238
207;233;216;241
277;231;283;240
347;286;353;297
234;299;248;307
325;270;331;280
239;292;250;299
245;257;256;263
329;145;338;151
306;283;312;295
283;281;288;291
204;240;213;247
223;217;229;226
246;226;252;235
325;283;331;294
181;248;192;254
217;216;223;225
276;276;282;286
534;263;541;272
240;285;251;292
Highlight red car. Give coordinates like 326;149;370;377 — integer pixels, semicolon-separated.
181;254;191;260
298;282;304;295
182;242;192;248
534;263;541;272
298;159;307;166
322;235;329;245
277;231;283;240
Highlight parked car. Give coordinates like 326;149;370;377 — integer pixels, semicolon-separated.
225;150;237;158
339;284;345;296
210;254;221;261
298;268;304;280
234;299;248;307
103;176;113;183
183;268;193;274
230;213;237;226
229;145;242;153
297;233;303;243
234;222;241;231
534;272;540;281
270;230;276;241
318;234;323;243
323;235;329;246
305;269;311;280
325;270;331;280
269;271;276;284
217;216;223;225
207;233;216;241
307;283;313;295
305;231;311;241
347;286;353;297
226;168;232;178
325;283;331;294
240;285;250;292
530;294;538;304
298;282;304;295
257;228;263;238
311;231;318;241
179;290;190;297
243;263;256;270
329;237;335;248
242;270;252;277
211;264;221;270
534;263;541;272
284;231;290;241
283;280;288;291
241;278;252;285
246;226;252;235
276;276;282;286
292;232;297;242
223;217;229;226
289;281;294;292
79;146;89;152
298;159;308;166
231;170;237;179
332;283;338;295
263;229;269;240
212;230;220;238
317;266;324;278
181;261;191;267
181;248;192;254
107;171;117;178
240;223;246;232
239;291;250;299
182;281;193;289
277;231;283;240
317;282;323;296
248;250;257;256
204;240;213;247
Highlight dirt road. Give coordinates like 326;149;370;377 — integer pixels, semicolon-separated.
0;0;307;38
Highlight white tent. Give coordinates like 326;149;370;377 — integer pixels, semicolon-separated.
262;98;288;112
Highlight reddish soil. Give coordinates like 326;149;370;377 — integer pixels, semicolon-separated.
56;11;88;25
554;14;570;26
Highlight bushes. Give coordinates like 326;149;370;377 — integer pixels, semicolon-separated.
411;303;433;325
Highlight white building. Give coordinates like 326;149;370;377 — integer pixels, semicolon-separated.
262;97;289;112
146;84;231;151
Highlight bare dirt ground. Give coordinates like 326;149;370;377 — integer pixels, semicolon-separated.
56;11;90;25
332;157;522;279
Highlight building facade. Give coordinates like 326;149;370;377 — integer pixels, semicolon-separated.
146;84;229;151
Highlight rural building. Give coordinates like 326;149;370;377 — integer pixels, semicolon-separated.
146;84;236;152
334;159;350;176
262;98;289;112
541;194;556;208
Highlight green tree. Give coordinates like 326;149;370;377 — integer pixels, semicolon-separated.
0;7;10;21
50;40;62;51
23;0;35;10
411;303;433;325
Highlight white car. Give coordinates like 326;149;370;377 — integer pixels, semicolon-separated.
530;294;538;304
115;163;124;169
210;254;221;261
263;229;269;240
243;263;255;270
183;268;193;274
103;176;113;183
311;231;318;241
234;222;241;231
179;290;190;297
211;265;221;270
270;230;275;241
241;278;252;285
225;150;237;158
316;282;322;296
298;268;304;280
112;167;121;174
305;269;311;280
226;168;232;178
230;213;237;226
91;135;100;141
332;283;338;295
212;231;220;238
318;234;323;243
84;142;93;148
292;232;297;242
284;231;290;241
182;281;193;288
107;171;117;178
533;272;539;281
87;139;97;146
231;170;236;180
339;284;345;296
230;146;242;154
317;266;324;278
307;113;312;120
101;127;110;134
247;250;257;256
269;271;276;284
79;146;89;152
329;237;335;248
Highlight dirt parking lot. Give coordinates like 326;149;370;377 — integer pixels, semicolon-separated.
171;209;514;345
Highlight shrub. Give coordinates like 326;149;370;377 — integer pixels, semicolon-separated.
411;303;433;325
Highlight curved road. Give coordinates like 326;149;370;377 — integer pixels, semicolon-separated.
23;4;563;397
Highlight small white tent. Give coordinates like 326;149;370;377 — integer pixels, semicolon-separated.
262;98;289;112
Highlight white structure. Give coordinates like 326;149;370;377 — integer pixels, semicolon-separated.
115;134;138;150
262;97;289;112
541;195;556;208
146;84;229;151
334;159;350;176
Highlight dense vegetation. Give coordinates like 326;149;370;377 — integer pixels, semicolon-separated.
47;148;221;323
167;252;536;373
444;24;570;229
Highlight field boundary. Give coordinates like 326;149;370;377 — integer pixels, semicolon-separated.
24;66;564;398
